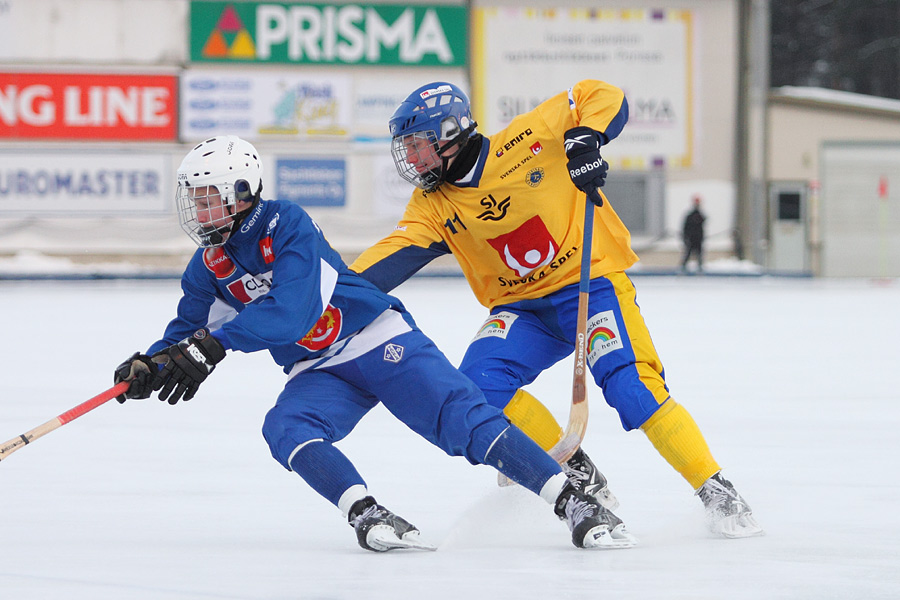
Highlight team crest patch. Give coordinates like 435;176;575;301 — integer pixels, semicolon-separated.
526;167;544;187
383;343;404;363
586;310;623;366
297;305;342;351
473;311;519;341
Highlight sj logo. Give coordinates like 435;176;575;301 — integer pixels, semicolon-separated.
226;271;273;304
203;247;235;279
487;215;560;277
297;305;342;351
477;194;511;221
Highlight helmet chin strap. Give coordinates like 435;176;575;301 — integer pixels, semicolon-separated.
230;198;257;228
198;225;229;247
437;121;477;160
198;195;260;246
426;121;477;191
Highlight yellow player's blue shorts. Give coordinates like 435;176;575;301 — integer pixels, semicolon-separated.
459;272;671;430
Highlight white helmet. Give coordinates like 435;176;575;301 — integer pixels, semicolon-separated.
176;136;263;247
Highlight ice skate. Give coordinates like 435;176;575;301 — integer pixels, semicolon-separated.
696;472;764;538
348;496;436;552
562;448;619;510
554;482;637;549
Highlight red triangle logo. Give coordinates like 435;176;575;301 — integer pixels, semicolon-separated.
217;4;243;32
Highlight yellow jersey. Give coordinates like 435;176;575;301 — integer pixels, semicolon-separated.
351;79;639;309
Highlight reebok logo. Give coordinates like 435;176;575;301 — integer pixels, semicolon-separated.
570;158;604;178
564;134;594;153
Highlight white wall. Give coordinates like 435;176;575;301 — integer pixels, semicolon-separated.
0;0;740;262
820;143;900;277
0;0;187;64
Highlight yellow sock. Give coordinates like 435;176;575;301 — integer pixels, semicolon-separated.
641;401;720;489
503;389;564;451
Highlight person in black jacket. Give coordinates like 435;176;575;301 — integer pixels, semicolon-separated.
681;195;706;272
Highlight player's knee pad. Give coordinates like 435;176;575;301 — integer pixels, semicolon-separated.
603;364;670;430
480;424;562;495
465;413;513;465
426;388;510;464
262;404;332;470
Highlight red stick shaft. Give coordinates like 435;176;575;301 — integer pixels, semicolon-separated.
0;381;130;462
58;381;129;425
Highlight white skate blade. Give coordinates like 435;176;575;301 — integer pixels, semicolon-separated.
366;525;437;552
713;513;765;539
580;523;638;549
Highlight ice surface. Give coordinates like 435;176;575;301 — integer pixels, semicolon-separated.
1;276;898;599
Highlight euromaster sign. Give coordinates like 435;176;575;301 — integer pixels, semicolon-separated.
189;1;467;66
0;152;170;215
0;72;177;140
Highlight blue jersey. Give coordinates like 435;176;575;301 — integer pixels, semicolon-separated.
147;199;409;372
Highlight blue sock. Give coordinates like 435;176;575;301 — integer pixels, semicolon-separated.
289;440;366;507
483;425;563;495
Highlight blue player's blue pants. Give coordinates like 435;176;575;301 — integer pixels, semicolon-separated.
261;317;562;507
459;272;672;431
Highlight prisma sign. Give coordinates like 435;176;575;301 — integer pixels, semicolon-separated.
190;1;467;66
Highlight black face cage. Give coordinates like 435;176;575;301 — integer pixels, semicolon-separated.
391;130;443;191
176;184;238;248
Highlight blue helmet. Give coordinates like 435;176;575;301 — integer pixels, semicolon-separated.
388;82;477;191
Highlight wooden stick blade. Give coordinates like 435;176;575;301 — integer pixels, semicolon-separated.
0;382;128;462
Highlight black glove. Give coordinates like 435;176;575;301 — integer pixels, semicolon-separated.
151;329;226;405
113;352;164;403
564;126;608;205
